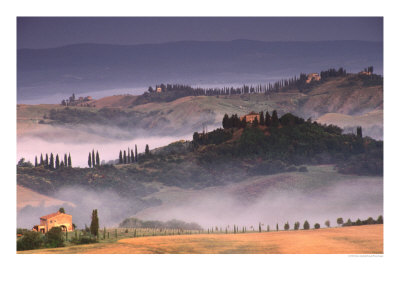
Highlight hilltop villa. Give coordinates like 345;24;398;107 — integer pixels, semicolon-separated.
240;111;260;123
32;211;73;233
306;73;321;83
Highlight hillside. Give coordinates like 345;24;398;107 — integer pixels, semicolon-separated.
18;73;383;139
17;40;383;102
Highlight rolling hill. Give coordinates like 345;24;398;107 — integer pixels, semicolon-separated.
17;40;383;102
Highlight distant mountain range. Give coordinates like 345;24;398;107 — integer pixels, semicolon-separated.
17;40;383;103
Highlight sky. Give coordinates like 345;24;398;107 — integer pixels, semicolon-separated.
17;17;383;49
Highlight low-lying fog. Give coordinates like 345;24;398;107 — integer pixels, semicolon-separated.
17;124;193;167
18;173;383;230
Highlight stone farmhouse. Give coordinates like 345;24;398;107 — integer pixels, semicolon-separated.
240;111;260;123
32;211;73;233
306;73;321;84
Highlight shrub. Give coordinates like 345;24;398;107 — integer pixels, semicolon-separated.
294;222;300;230
314;223;320;229
45;227;64;248
284;222;290;231
376;215;383;224
17;231;44;251
303;220;310;230
337;217;344;226
325;220;330;228
70;235;98;245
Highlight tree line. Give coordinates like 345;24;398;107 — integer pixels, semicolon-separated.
34;153;72;169
145;67;351;99
118;144;151;164
222;110;280;129
88;149;100;168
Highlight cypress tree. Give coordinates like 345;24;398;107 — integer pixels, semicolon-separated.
267;225;270;232
55;154;60;169
303;220;310;230
145;144;150;155
68;153;72;167
60;161;64;167
40;153;43;166
259;222;262;232
34;156;38;167
276;223;279;231
45;154;49;167
92;149;95;166
123;150;127;164
119;150;123;164
222;113;230;129
88;152;92;168
259;111;265;125
271;110;279;127
135;145;138;162
90;209;99;237
49;153;54;169
64;154;68;166
127;149;131;163
131;149;134;163
96;151;100;166
284;222;290;231
265;111;271;126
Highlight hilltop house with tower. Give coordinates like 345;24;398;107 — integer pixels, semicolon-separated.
32;210;73;233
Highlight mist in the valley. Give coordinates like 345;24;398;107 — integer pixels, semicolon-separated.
134;176;383;229
17;186;159;229
17;124;194;167
18;174;382;230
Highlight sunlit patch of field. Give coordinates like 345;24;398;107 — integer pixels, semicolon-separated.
19;224;383;254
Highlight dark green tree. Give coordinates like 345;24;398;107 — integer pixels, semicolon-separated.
59;207;65;213
40;153;43;166
135;145;138;162
259;111;265;125
45;153;49;167
259;222;262;232
252;117;259;127
314;223;320;229
127;148;131;163
276;223;279;231
356;126;363;138
271;110;279;127
222;113;230;129
303;220;310;230
325;220;330;228
294;221;300;230
90;209;99;237
145;144;150;155
284;222;290;231
337;217;344;227
92;149;95;166
55;154;60;169
68;153;72;167
88;152;92;168
265;111;271;126
376;215;383;224
119;150;123;164
267;225;270;232
131;149;134;163
49;153;54;169
96;151;100;166
35;156;38;167
45;227;64;248
64;153;68;166
355;218;362;226
123;150;127;164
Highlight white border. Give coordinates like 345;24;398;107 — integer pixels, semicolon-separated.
2;1;399;299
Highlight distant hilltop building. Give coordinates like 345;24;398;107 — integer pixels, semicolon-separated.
32;211;73;233
240;111;260;123
358;71;372;76
306;73;321;84
156;87;162;93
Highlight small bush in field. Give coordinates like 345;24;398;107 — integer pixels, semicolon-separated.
314;223;320;229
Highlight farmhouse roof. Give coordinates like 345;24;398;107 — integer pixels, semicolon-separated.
40;211;69;220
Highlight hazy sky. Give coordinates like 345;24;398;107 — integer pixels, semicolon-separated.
17;17;383;49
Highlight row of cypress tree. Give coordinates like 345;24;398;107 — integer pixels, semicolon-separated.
88;150;100;168
222;110;280;129
34;153;71;169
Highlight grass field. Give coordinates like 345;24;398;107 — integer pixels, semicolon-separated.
18;224;383;254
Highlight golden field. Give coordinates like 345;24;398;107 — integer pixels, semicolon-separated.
19;224;383;254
